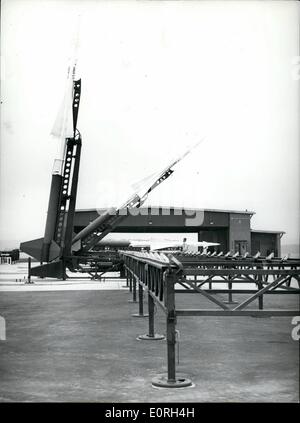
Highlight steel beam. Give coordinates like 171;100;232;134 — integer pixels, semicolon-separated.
176;309;298;317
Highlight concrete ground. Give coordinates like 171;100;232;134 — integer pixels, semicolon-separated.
0;264;299;402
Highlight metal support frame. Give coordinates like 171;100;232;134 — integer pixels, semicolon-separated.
121;251;300;388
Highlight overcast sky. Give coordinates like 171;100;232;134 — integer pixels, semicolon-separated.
0;0;299;252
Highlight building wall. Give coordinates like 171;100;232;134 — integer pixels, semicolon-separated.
228;213;252;254
201;211;229;227
73;208;230;233
74;209;282;256
251;233;280;256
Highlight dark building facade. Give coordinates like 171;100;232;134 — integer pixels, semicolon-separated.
73;207;284;256
251;230;283;257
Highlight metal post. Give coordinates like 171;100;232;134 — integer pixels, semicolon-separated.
62;259;67;281
138;293;165;341
228;282;233;303
27;257;31;284
148;293;155;337
133;276;137;302
152;271;191;388
128;274;137;303
166;272;176;383
257;275;264;310
120;265;126;279
139;283;144;315
224;276;238;304
132;282;148;317
122;267;129;288
254;264;267;315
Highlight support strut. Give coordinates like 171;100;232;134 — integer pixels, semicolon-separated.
138;293;165;341
151;271;192;388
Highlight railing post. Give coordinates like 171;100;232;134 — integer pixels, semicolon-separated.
152;270;192;388
148;293;155;337
256;263;265;312
27;257;31;284
132;279;148;317
257;274;264;310
138;292;165;341
228;281;233;303
166;271;176;382
139;283;144;315
122;267;129;288
120;265;126;279
224;275;238;304
133;276;137;302
128;274;137;303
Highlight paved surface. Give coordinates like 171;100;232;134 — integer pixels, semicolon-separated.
0;285;299;402
0;263;125;291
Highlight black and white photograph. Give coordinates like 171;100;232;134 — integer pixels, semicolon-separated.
0;0;299;409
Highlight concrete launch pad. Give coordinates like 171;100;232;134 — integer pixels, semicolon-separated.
0;276;298;402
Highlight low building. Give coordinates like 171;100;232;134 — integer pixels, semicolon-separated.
74;207;284;256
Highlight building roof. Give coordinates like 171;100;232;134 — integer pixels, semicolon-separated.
76;206;255;215
251;229;285;235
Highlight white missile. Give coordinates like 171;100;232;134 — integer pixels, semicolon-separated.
72;139;205;250
119;138;205;209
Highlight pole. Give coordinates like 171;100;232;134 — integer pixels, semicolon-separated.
148;293;155;337
132;281;148;317
152;270;192;387
165;271;176;383
257;274;264;310
133;276;137;302
28;257;31;284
